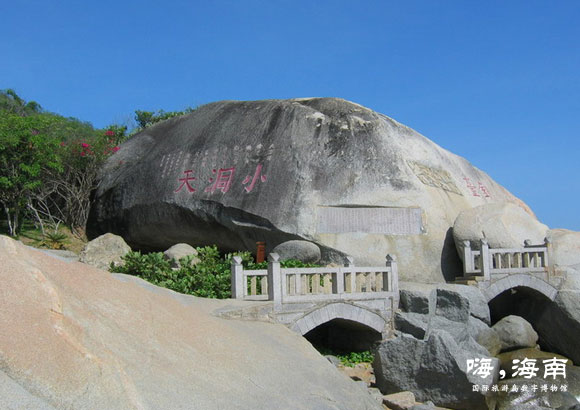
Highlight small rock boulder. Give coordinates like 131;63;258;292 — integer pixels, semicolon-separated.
271;240;321;263
163;243;199;268
79;233;131;271
382;391;416;410
492;315;539;352
453;202;548;259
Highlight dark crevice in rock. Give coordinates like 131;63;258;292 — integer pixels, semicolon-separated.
88;198;345;263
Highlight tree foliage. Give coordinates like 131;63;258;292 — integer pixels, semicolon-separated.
0;88;195;239
0;113;62;235
0;89;127;237
134;108;195;129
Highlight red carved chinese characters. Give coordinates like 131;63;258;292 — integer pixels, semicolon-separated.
242;164;267;193
205;167;236;193
463;177;492;198
175;170;196;193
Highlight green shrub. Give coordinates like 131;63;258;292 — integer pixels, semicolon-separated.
110;246;322;299
336;350;374;367
40;231;69;249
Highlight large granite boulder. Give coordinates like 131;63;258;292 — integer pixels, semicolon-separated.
453;202;548;259
373;331;497;410
547;229;580;268
87;98;532;283
79;233;131;270
0;235;382;410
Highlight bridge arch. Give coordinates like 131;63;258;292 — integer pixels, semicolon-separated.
290;302;387;336
482;274;558;303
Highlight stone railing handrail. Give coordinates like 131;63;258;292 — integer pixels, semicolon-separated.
231;253;399;305
462;238;552;281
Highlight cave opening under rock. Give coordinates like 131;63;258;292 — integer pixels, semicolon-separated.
304;318;382;353
488;286;553;350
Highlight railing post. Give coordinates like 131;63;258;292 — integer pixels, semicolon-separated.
345;256;356;293
231;255;244;299
462;240;472;277
333;256;348;294
386;254;398;294
480;239;491;281
268;253;282;308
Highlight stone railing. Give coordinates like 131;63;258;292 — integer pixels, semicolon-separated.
231;253;399;305
462;238;552;281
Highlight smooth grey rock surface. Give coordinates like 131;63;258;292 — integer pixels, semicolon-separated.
163;243;199;268
271;240;321;263
1;235;382;410
547;228;580;268
453;202;548;259
492;315;538;352
87;98;532;283
373;331;497;410
33;248;79;263
79;233;131;271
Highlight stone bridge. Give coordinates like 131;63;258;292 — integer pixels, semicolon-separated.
456;238;563;302
229;253;399;338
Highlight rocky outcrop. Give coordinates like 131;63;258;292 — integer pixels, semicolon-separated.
492;315;539;352
453;202;548;259
0;236;382;410
79;232;131;270
379;283;501;408
271;240;321;263
87;98;533;283
373;331;497;410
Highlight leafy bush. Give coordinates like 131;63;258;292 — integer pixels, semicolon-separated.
40;231;69;249
336;350;374;367
110;245;321;299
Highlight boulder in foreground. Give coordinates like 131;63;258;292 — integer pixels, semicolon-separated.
0;236;381;410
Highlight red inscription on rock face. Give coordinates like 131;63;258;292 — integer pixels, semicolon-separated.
175;170;196;193
242;164;267;193
463;177;480;197
463;177;492;198
205;167;236;193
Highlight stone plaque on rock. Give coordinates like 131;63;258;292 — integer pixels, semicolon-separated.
317;206;423;235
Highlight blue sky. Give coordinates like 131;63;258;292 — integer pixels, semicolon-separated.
2;1;579;230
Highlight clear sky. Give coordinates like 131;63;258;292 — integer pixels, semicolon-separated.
2;1;578;230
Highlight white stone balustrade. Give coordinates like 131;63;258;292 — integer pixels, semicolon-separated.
462;238;552;280
231;253;399;304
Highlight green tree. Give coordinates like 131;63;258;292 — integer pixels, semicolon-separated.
134;107;196;130
0;113;62;236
